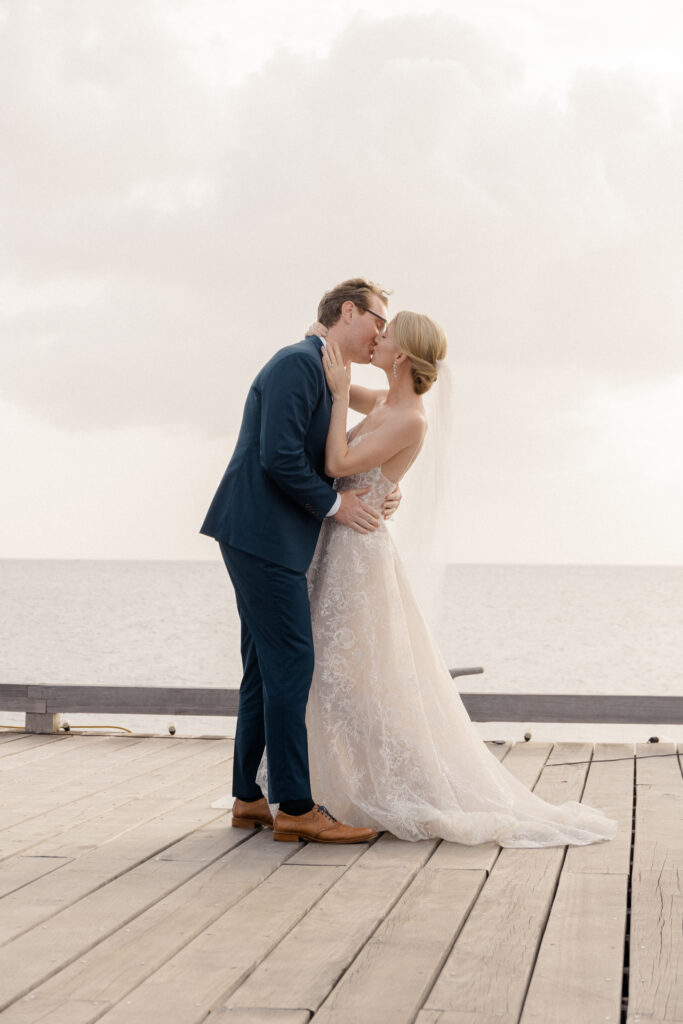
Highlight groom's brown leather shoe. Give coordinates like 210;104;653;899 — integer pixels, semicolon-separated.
231;797;273;830
273;804;377;844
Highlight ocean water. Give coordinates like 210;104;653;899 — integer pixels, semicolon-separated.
1;559;682;742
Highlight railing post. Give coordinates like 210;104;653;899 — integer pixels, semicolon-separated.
25;712;62;734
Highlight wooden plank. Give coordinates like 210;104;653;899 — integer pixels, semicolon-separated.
0;1002;111;1024
484;740;512;757
0;736;207;799
0;815;253;1013
0;738;233;861
284;841;371;868
42;751;233;856
0;856;72;900
0;733;132;777
41;685;240;716
0;757;235;943
223;834;438;1016
0;831;300;1024
44;690;238;717
0;684;240;717
0;745;232;913
426;836;498;873
520;871;627;1023
516;744;634;1023
310;865;486;1024
417;1015;510;1024
627;742;683;1024
563;742;634;876
0;731;34;746
492;740;553;789
0;736;148;811
91;863;350;1024
0;734;65;758
0;685;46;712
213;1013;311;1024
3;684;683;724
214;1013;311;1024
0;736;205;828
422;743;595;1024
458;693;683;724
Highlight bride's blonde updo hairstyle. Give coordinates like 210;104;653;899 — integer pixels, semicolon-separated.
394;312;448;395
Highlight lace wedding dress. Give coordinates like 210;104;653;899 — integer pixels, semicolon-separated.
304;435;618;848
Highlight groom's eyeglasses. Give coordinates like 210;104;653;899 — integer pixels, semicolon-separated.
357;305;388;330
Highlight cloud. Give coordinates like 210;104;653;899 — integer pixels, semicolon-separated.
1;4;682;438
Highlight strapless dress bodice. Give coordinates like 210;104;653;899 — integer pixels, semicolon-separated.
333;433;395;510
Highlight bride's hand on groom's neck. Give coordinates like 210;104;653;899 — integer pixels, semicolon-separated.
322;340;351;403
306;321;328;339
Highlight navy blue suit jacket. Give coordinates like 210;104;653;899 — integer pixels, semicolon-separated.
200;337;337;573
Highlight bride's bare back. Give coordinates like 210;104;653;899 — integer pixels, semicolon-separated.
346;386;427;484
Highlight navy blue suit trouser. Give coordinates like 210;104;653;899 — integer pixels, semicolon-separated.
219;542;314;804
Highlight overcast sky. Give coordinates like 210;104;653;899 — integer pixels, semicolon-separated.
1;0;682;563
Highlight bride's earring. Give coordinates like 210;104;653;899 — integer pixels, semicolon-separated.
392;358;398;378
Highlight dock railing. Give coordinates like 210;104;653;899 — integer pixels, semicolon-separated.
2;675;682;733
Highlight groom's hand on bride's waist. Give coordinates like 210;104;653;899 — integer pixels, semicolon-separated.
381;484;402;520
333;487;381;534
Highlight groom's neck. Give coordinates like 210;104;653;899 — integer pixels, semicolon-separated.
325;323;351;363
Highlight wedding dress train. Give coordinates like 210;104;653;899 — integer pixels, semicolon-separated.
304;442;618;848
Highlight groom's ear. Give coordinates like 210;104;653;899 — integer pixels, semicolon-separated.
340;300;355;323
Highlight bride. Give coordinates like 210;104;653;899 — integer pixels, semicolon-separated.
303;312;618;848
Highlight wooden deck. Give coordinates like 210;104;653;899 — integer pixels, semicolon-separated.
0;731;681;1024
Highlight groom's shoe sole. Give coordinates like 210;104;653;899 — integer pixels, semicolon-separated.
232;817;272;830
273;830;375;843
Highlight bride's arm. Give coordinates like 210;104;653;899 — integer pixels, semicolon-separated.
305;322;386;414
322;342;425;478
327;415;424;478
322;343;352;477
349;385;387;414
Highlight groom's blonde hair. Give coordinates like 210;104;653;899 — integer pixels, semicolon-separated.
317;278;390;327
394;312;448;395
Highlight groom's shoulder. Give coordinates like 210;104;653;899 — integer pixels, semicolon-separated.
260;338;323;380
272;337;321;364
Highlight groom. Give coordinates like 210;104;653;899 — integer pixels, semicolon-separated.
201;278;390;843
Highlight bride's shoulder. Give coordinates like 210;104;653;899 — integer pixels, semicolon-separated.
390;405;428;443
